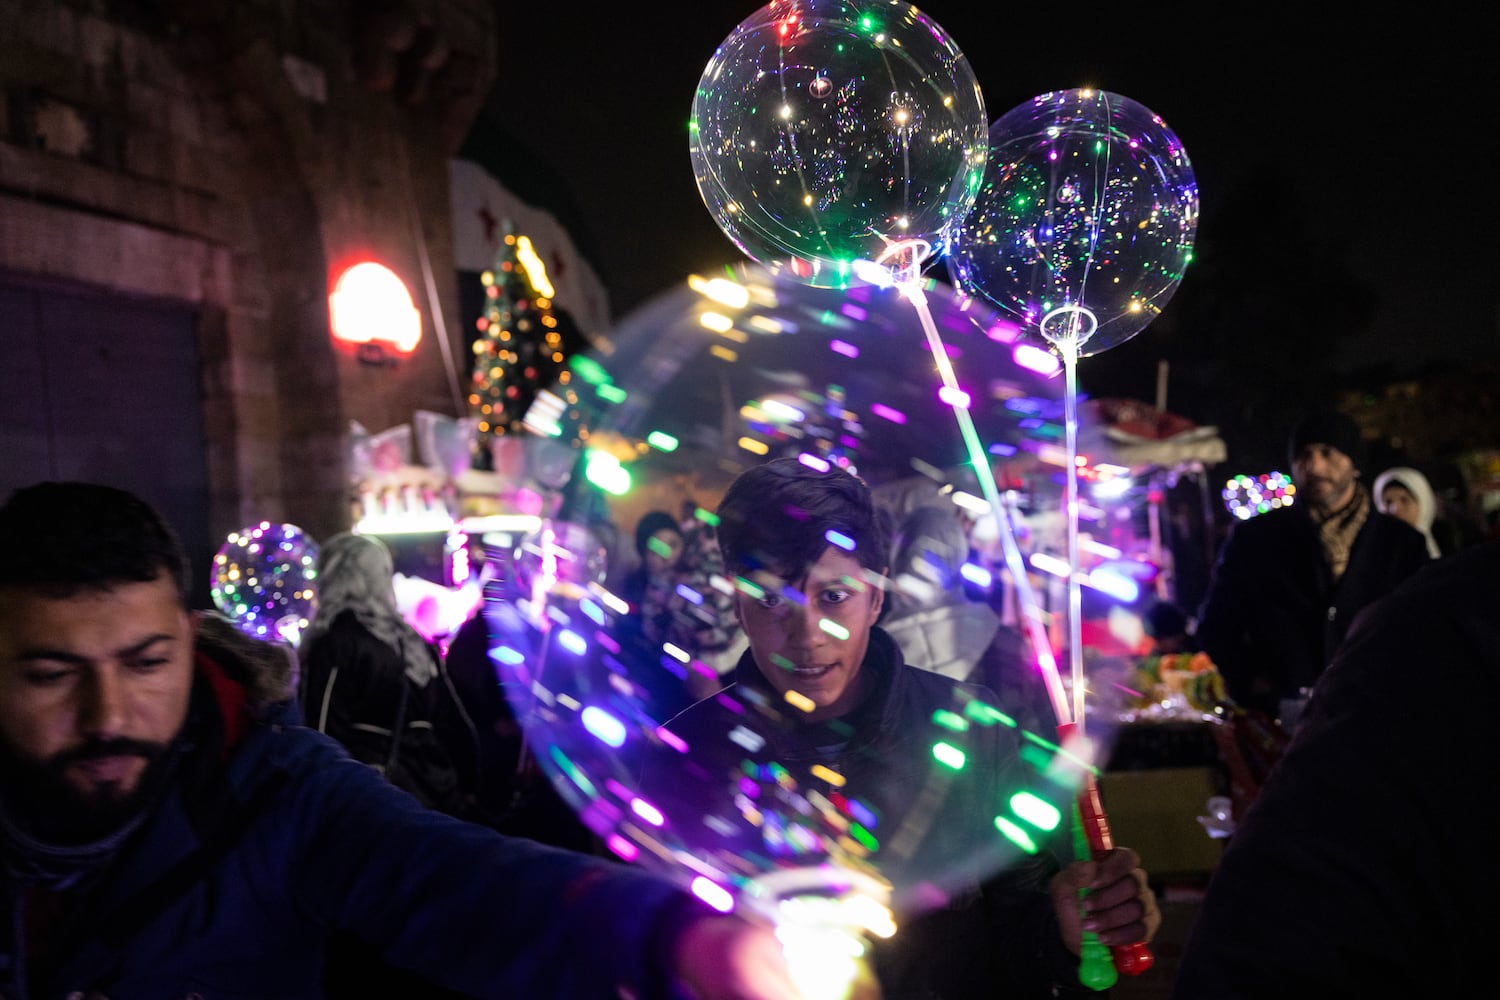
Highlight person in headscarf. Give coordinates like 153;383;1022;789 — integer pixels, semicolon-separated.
299;532;478;817
882;504;1058;746
1372;465;1442;559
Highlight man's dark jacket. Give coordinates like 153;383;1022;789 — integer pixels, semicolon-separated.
1195;498;1429;714
0;614;704;999
1174;541;1500;996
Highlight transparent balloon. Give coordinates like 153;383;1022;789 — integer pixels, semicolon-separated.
690;0;988;287
209;522;319;645
506;519;609;622
947;89;1198;357
483;264;1106;952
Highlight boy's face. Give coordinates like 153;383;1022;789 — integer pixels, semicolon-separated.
734;545;884;722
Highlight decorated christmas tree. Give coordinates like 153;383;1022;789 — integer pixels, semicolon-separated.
468;221;589;468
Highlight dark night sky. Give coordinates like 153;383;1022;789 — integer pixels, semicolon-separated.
486;4;1499;419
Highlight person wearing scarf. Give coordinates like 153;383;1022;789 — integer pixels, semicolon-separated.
1196;408;1431;720
299;532;478;817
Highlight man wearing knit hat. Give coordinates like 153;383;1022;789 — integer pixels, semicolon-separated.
1195;407;1429;722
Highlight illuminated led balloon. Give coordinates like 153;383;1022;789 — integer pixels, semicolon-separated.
690;0;988;286
1223;471;1296;521
947;89;1198;357
485;263;1098;946
209;522;319;645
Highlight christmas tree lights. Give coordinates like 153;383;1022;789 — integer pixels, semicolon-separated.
469;222;590;466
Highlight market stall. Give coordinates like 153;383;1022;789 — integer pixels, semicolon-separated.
1075;397;1227;611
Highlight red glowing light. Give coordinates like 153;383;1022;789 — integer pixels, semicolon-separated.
329;262;421;354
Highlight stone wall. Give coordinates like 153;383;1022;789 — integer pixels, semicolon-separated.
0;0;496;542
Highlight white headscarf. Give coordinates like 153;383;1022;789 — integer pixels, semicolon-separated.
885;504;973;621
1372;466;1441;559
305;532;439;686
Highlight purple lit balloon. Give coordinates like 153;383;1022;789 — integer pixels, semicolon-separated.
947;89;1199;357
690;0;988;286
483;263;1089;933
209;522;319;645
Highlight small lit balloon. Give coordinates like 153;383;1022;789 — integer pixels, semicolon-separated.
690;0;988;286
1223;471;1296;521
486;264;1096;965
947;89;1198;357
209;522;319;645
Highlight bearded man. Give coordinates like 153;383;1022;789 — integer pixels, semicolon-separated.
0;480;797;1000
1196;408;1429;720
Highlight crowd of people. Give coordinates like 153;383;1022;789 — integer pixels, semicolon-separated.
1;399;1491;997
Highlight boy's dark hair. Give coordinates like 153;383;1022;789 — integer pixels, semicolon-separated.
0;481;191;606
716;458;889;580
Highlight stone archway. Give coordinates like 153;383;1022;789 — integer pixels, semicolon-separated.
0;0;496;548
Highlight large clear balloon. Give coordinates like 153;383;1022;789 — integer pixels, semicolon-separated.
209;522;319;645
947;89;1198;357
690;0;988;286
483;264;1095;945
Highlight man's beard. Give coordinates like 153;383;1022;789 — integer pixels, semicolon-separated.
0;736;171;846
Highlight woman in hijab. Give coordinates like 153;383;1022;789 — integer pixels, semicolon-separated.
881;504;1058;744
299;532;478;817
1372;466;1443;559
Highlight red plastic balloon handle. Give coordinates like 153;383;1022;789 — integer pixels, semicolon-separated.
1064;725;1155;977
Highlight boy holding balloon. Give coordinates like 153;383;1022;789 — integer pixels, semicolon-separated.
660;458;1158;998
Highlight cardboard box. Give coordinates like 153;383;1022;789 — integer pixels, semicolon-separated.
1097;766;1223;879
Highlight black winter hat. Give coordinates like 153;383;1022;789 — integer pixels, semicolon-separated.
1287;409;1366;471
